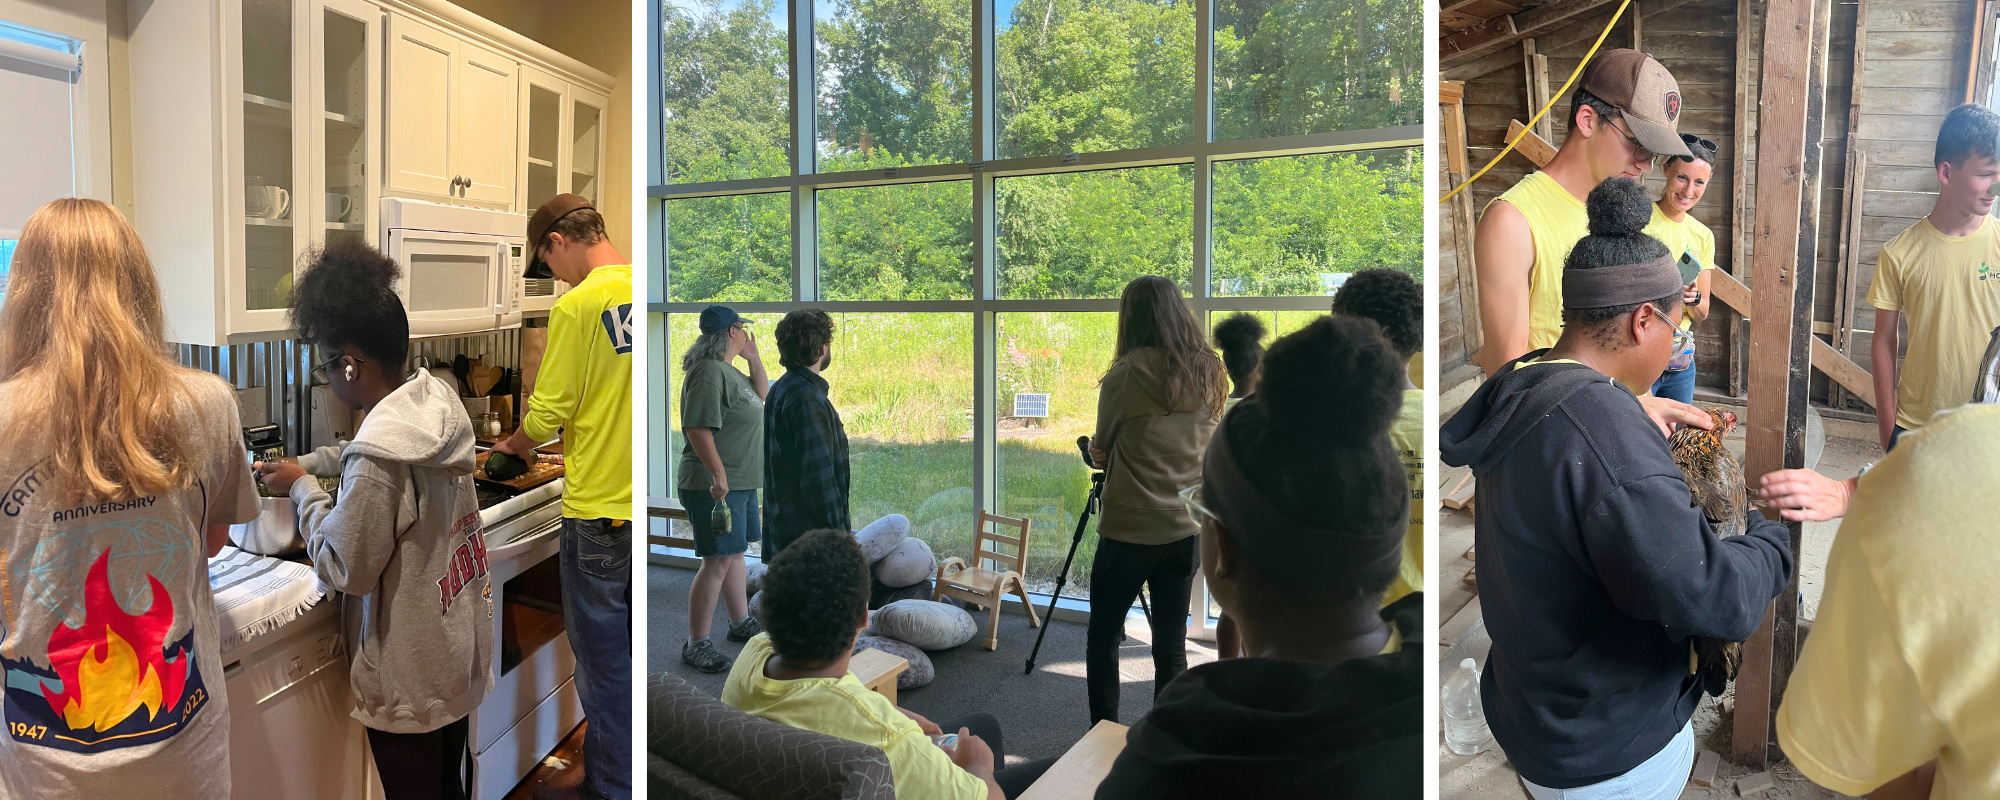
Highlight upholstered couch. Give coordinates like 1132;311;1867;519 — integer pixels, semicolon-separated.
648;672;895;799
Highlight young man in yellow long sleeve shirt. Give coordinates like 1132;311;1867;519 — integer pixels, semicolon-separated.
494;194;633;800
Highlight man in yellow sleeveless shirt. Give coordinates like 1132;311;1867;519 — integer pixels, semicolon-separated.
1474;49;1709;431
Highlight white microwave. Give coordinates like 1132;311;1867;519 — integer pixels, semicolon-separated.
379;198;526;336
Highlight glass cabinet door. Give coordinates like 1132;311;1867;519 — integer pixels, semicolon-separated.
524;70;563;212
241;0;294;313
321;0;375;251
568;90;604;205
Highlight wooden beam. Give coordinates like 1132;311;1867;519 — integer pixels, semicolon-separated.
1441;0;1622;65
1970;0;1988;105
1507;119;1559;168
1707;270;1877;406
1730;0;1753;397
1439;79;1466;105
1444;88;1470;177
1737;0;1828;766
1630;0;1642;49
1442;0;1705;80
1533;53;1555;141
1523;38;1539;132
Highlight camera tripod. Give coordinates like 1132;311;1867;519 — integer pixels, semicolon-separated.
1025;436;1150;675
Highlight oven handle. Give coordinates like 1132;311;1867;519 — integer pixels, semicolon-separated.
487;519;562;561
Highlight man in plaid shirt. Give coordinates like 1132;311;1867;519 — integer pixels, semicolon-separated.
762;309;851;557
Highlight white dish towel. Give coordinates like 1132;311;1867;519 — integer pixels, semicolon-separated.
208;545;326;651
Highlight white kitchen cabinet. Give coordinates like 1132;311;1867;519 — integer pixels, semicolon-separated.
567;84;606;206
130;0;382;345
385;12;517;208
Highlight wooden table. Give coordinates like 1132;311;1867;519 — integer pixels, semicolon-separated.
1016;720;1129;800
646;496;695;552
848;649;910;704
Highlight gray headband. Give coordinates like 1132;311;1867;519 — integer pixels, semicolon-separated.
1199;404;1405;595
1562;255;1684;309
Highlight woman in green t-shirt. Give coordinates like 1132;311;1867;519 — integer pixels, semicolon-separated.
679;305;771;674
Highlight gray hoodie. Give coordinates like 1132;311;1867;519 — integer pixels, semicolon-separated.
290;372;495;733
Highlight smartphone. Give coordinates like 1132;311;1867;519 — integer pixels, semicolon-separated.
1677;249;1704;287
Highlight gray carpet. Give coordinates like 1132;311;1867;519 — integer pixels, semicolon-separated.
648;561;1215;763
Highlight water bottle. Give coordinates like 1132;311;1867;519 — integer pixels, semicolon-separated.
710;495;732;535
1443;658;1492;756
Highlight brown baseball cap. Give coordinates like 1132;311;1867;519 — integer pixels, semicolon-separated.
1580;49;1692;159
525;193;593;279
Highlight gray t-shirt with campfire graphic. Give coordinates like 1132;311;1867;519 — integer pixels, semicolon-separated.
0;374;258;798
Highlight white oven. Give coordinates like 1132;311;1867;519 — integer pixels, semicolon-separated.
380;198;526;336
468;480;580;799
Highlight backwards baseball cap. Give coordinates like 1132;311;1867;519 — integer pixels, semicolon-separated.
524;193;594;280
698;305;745;334
1580;49;1693;159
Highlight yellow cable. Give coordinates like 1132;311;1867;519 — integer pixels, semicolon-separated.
1439;0;1633;204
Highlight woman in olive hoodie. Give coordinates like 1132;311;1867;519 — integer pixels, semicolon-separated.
1084;276;1229;725
257;240;494;800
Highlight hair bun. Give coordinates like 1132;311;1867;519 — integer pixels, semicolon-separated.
1258;315;1402;444
1212;313;1267;352
1586;177;1654;237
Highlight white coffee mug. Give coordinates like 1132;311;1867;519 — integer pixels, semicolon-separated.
248;185;290;220
325;192;353;222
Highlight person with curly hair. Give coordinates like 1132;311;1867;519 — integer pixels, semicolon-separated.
255;238;493;800
1083;276;1228;726
1207;313;1267;660
762;309;849;558
1097;315;1422;797
722;529;1056;799
1333;268;1425;608
1442;178;1791;799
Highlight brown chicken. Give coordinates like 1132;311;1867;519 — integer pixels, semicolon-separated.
1668;407;1748;695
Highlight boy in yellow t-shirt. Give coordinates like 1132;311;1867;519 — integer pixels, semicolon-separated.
723;530;1056;798
1776;404;2000;799
1865;104;2000;451
1332;268;1425;605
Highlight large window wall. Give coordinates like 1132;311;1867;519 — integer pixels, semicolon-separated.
649;0;1421;603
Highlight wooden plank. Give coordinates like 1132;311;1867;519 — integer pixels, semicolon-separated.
1811;334;1878;406
1442;0;1624;65
1864;30;1967;60
1534;53;1555;141
1523;39;1539;133
1016;722;1130;800
1506;119;1559;167
1865;2;1963;32
1732;0;1753;395
1969;0;1988;104
1443;0;1707;79
1440;79;1466;105
1631;0;1643;48
1444;91;1470;175
1737;0;1826;766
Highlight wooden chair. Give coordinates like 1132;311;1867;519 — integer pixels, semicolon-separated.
933;512;1040;650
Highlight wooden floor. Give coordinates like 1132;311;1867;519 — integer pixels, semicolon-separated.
501;721;589;800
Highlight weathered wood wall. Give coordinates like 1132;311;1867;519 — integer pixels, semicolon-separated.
1434;0;1937;408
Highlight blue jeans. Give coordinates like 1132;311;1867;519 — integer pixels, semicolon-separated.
1650;364;1696;404
560;517;631;800
1521;720;1694;800
1888;424;1911;451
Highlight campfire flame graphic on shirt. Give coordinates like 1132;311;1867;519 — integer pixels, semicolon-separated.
3;547;207;752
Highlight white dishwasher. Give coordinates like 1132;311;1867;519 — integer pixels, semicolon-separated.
223;604;377;800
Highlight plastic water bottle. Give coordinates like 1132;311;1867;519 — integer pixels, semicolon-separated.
1443;658;1492;756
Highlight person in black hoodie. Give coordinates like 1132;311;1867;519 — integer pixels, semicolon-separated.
1095;314;1421;799
1439;177;1793;799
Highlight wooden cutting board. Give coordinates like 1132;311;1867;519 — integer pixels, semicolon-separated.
475;450;565;491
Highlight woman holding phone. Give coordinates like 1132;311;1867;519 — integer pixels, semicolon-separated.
1084;276;1228;725
1644;134;1720;402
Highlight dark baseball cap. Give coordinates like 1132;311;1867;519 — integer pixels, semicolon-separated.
524;193;594;279
1580;49;1693;159
698;305;746;334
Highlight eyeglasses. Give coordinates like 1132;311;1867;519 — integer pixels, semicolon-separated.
1179;483;1216;527
1672;324;1693;354
1607;116;1659;164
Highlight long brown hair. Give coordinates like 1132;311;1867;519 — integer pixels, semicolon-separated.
0;199;204;502
1112;276;1227;417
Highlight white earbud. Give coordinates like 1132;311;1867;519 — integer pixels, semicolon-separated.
344;364;356;381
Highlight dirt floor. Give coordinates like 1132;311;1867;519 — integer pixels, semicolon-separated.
1437;399;1883;799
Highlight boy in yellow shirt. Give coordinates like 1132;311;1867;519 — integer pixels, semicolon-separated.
1331;268;1426;606
493;194;633;800
1776;404;2000;799
1866;104;2000;451
723;530;1056;799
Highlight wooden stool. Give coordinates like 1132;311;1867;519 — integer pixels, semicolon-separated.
933;512;1039;650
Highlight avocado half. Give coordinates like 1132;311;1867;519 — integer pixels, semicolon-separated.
484;450;531;481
